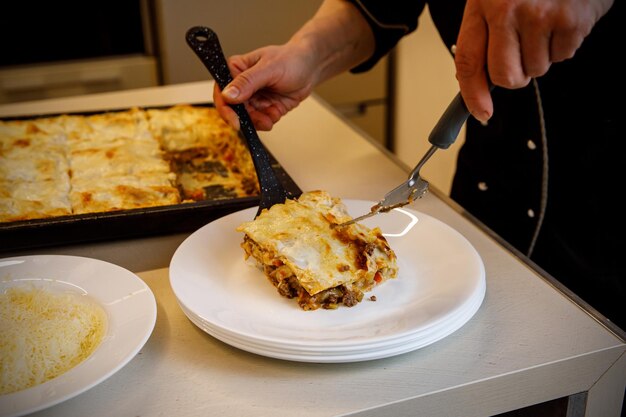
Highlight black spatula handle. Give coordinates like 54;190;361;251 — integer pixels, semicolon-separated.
185;26;291;212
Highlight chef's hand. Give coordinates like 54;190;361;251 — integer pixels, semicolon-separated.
213;43;317;131
455;0;614;123
214;0;374;131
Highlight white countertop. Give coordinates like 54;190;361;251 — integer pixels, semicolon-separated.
1;81;624;417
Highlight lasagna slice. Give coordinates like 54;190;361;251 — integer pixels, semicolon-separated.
69;174;179;214
146;105;259;200
64;108;179;214
64;107;154;147
0;119;72;221
237;190;398;310
0;179;71;222
146;104;238;152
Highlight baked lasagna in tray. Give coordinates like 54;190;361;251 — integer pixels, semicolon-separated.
237;190;398;310
0;104;299;250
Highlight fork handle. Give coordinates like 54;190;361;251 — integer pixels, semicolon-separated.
428;84;495;149
428;92;470;150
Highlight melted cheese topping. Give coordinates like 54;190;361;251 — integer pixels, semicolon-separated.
0;179;72;222
69;142;171;179
0;287;107;395
0;105;259;222
0;133;68;180
70;174;179;214
147;105;238;152
237;190;398;296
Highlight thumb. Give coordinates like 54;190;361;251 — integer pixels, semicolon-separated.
221;63;273;104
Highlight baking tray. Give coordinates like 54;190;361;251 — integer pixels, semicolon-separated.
0;105;302;252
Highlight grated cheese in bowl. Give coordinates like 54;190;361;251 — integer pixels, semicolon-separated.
0;286;107;395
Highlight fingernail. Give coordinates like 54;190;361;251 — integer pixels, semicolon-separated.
474;111;490;124
223;85;239;100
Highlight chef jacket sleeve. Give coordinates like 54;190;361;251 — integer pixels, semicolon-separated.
346;0;426;72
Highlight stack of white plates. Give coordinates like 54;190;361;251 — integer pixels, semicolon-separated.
169;201;486;363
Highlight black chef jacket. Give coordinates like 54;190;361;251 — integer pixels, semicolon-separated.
347;0;625;330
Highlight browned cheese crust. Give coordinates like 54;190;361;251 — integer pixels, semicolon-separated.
237;190;398;310
0;105;259;222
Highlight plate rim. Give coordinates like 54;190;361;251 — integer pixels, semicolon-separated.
169;199;486;362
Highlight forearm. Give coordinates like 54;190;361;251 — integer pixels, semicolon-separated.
288;0;375;86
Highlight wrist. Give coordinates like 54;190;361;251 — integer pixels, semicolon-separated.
288;0;375;84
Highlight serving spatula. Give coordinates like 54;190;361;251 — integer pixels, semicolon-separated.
186;26;294;217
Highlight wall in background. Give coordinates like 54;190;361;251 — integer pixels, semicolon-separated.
154;0;388;146
0;0;157;105
0;56;157;105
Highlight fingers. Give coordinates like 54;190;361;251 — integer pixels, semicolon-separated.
213;43;313;131
519;27;551;78
455;0;588;123
214;80;287;131
455;1;493;123
550;31;580;62
213;48;293;131
486;19;528;89
220;50;269;104
246;94;290;131
213;51;280;131
213;82;240;131
549;16;587;62
247;106;281;131
515;4;554;79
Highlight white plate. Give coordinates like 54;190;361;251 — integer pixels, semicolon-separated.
170;200;485;362
0;255;157;417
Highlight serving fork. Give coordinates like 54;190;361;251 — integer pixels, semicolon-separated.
336;90;478;227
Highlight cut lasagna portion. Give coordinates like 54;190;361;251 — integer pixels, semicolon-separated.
64;108;179;214
0;118;72;221
147;105;259;200
0;179;71;222
69;174;180;214
147;104;235;152
62;107;154;150
237;190;398;310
